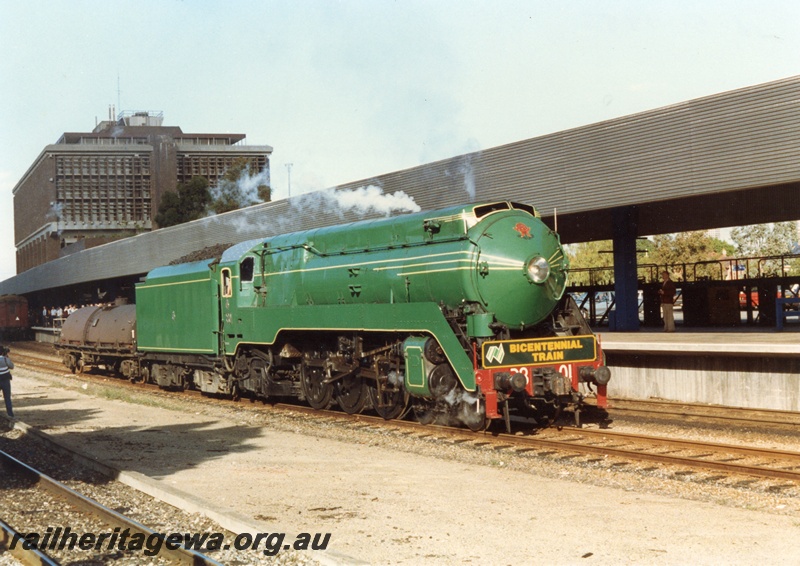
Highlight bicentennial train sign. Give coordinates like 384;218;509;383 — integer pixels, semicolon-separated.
482;335;597;369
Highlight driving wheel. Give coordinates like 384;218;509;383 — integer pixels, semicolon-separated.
300;362;333;410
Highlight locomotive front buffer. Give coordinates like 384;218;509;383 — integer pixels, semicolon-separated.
402;330;610;432
476;334;610;430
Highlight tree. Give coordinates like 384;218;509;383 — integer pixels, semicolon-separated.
731;222;796;256
731;221;799;276
648;231;725;281
210;158;271;215
154;191;182;228
711;238;737;257
565;240;614;286
155;176;212;228
568;232;735;284
650;232;710;265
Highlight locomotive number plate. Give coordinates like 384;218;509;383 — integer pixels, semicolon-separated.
482;335;597;369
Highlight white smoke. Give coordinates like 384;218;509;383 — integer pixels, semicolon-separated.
387;370;404;387
292;184;421;219
47;201;63;221
209;166;271;208
444;142;481;202
205;207;270;236
203;182;419;239
454;153;477;202
440;386;484;429
236;167;271;203
455;389;484;430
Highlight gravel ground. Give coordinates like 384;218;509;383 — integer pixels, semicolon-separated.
2;353;800;565
0;433;172;566
0;426;319;566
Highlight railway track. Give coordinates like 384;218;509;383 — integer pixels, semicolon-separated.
606;397;800;429
11;341;800;487
0;515;58;566
277;403;800;484
0;448;222;565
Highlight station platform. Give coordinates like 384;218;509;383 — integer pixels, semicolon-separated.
31;326;60;344
596;327;800;413
598;326;800;356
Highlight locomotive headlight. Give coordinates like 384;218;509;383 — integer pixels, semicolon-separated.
526;256;550;284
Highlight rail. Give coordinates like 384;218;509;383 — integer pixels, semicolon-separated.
1;515;60;566
0;449;223;566
12;343;800;488
266;403;800;483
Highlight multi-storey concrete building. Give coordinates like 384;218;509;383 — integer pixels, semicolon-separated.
13;111;272;273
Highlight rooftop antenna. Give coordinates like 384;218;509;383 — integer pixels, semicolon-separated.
116;73;121;119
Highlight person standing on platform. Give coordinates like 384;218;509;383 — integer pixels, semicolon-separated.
659;270;677;332
0;346;14;419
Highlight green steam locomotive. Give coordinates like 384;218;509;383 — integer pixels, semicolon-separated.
57;201;610;430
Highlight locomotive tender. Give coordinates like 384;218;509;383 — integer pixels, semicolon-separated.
57;201;610;430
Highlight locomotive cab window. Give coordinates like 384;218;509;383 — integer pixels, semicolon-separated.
240;257;254;283
221;268;233;298
474;202;510;218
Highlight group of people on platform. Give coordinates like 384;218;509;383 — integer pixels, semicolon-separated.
41;305;77;327
40;303;107;327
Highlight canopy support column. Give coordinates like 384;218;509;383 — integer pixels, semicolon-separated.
612;206;640;331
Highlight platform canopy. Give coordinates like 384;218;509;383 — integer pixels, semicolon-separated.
3;75;800;296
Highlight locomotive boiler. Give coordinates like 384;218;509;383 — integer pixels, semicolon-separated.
57;201;610;430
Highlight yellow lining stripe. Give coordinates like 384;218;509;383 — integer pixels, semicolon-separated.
478;253;525;268
373;258;472;272
396;266;524;276
139;347;216;353
261;250;474;278
138;278;209;290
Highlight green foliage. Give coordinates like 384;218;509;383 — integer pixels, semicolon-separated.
731;222;796;256
650;231;712;265
711;238;736;257
731;221;799;276
566;222;799;284
210;157;271;215
648;231;726;281
568;232;738;284
155;176;212;228
565;240;614;285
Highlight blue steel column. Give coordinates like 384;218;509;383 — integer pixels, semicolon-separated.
612;206;640;331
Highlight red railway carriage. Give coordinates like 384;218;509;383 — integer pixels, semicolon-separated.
0;295;29;340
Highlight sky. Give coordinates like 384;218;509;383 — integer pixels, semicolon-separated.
1;0;799;283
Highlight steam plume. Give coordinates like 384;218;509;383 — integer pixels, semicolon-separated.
292;184;421;219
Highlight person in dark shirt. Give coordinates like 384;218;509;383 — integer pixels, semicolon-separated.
0;346;14;418
659;271;677;332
